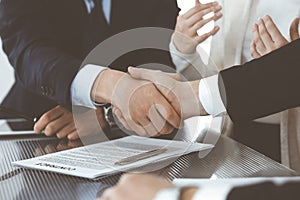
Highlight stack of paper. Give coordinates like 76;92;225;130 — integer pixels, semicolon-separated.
13;136;213;179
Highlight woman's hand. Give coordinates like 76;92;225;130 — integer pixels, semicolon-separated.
173;0;222;54
251;15;299;58
290;17;300;41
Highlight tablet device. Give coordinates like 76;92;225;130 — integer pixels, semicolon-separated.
0;119;35;136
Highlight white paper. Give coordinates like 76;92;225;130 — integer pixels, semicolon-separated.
13;136;213;179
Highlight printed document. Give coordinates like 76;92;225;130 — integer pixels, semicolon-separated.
13;136;213;179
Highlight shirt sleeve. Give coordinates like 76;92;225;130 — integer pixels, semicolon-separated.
169;37;201;72
71;64;108;109
152;186;231;200
153;187;181;200
192;186;232;200
169;35;217;80
199;75;226;116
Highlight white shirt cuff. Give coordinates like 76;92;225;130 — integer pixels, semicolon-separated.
169;36;201;72
192;186;232;200
199;75;226;116
153;187;181;200
71;64;108;109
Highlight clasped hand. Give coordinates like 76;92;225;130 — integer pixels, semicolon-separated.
103;68;206;137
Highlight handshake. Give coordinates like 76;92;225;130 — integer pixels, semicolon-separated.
91;67;208;137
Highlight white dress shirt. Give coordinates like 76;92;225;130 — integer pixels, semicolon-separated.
71;0;111;108
198;75;226;116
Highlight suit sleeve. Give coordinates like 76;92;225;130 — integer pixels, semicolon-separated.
0;0;82;109
227;181;300;200
218;39;300;123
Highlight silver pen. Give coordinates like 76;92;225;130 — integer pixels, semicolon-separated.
114;148;167;166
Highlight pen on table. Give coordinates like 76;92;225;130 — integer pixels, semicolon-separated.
0;105;39;123
114;148;168;166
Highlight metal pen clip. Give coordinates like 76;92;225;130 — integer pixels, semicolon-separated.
114;148;167;166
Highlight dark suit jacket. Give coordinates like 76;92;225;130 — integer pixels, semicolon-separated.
0;0;179;117
219;39;300;123
217;40;300;199
228;181;300;200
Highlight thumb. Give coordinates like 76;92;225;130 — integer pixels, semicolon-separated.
128;67;179;94
129;67;182;81
195;0;200;5
290;18;300;41
128;67;160;82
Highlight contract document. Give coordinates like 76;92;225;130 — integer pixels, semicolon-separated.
13;136;213;179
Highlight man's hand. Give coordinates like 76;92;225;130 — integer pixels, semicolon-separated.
99;174;198;200
173;0;222;54
34;106;108;140
251;15;299;58
34;105;79;139
91;69;181;137
125;67;207;119
99;174;173;200
73;107;109;139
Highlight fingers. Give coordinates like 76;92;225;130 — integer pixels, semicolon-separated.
183;2;217;19
251;15;289;57
34;105;64;134
66;130;80;140
116;109;148;137
114;105;173;136
194;25;220;43
113;107;131;131
43;115;71;136
262;15;288;47
138;117;158;137
34;105;79;140
263;15;284;42
186;5;221;27
56;123;77;139
148;105;174;135
128;67;157;82
173;2;222;54
126;118;148;137
112;73;180;136
257;18;273;46
191;12;222;33
116;106;163;137
155;95;181;129
164;72;182;81
129;67;177;90
250;41;261;59
290;18;300;41
252;23;267;54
